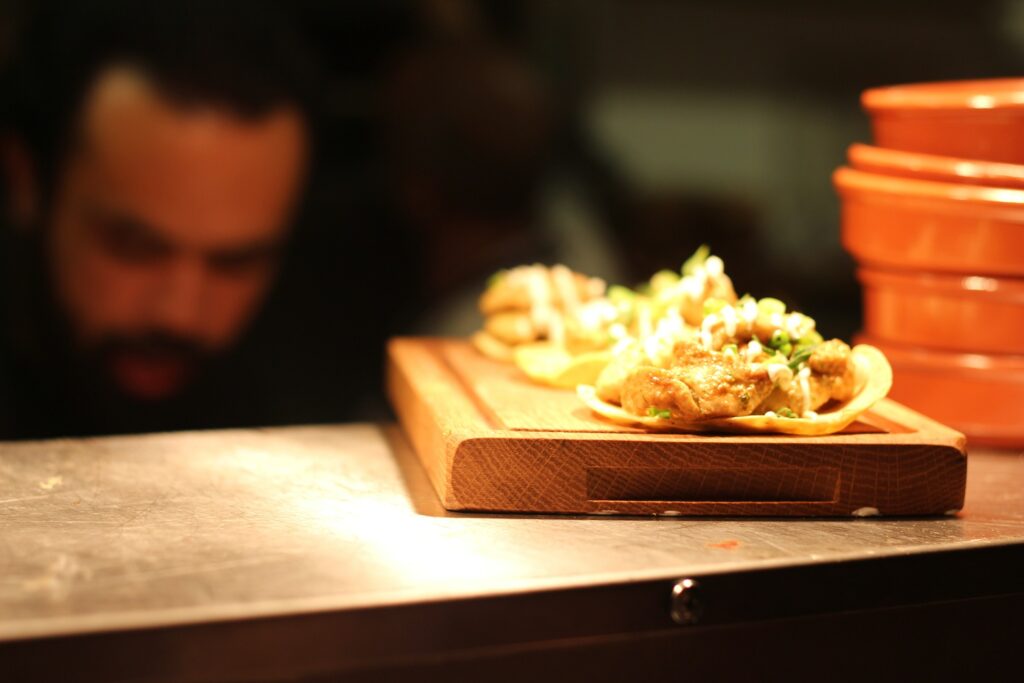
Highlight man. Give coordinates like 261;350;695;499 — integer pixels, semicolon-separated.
0;3;339;438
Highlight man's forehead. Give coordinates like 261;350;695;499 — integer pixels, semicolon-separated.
73;66;308;246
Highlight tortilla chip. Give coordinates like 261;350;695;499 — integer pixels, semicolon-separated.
514;342;613;389
577;344;892;436
471;331;515;363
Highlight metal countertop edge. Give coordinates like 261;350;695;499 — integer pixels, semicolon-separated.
1;540;1022;651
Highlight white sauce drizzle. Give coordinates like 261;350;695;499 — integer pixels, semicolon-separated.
741;299;758;324
505;264;610;350
700;313;719;349
680;275;703;300
551;264;579;313
785;313;804;340
577;300;618;331
746;339;763;360
798;366;812;416
643;334;661;362
522;266;551;328
705;256;724;277
767;364;793;385
720;305;738;337
548;311;565;347
638;303;653;339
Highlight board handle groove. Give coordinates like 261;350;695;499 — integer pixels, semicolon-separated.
586;467;840;503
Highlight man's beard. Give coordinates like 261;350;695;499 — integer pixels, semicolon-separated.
84;331;213;402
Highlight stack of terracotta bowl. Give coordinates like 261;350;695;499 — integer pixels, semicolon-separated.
834;78;1024;448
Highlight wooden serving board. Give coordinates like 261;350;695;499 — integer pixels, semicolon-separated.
386;337;967;516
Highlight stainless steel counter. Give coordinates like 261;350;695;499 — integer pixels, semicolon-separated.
1;424;1023;681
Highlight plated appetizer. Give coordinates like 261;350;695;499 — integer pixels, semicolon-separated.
474;248;891;435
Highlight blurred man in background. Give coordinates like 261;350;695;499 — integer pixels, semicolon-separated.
0;2;321;438
0;0;624;439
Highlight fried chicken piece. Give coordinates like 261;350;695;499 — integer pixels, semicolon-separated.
596;345;650;404
809;339;851;376
620;343;773;421
809;339;858;402
480;265;605;315
677;274;737;326
701;308;816;351
755;339;859;415
483;311;538;345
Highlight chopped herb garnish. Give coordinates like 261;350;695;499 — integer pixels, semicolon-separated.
703;297;728;317
787;346;815;370
798;330;823;347
486;270;506;288
757;297;786;317
777;407;798;418
769;329;790;349
647;406;672;419
650;269;681;292
681;244;711;276
608;284;636;302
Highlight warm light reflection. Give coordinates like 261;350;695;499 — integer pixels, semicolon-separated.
952;162;980;177
982;187;1024;203
299;496;523;584
171;439;523;586
961;275;998;292
968;94;996;109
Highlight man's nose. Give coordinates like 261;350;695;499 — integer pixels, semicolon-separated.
151;256;207;336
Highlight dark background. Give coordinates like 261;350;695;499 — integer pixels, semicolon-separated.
1;0;1021;430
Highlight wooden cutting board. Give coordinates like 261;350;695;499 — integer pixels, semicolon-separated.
386;337;967;516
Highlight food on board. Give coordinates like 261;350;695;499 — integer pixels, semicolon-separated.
474;247;892;435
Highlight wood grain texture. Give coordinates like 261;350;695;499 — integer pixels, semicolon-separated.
386;338;968;516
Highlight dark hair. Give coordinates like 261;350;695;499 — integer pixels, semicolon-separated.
3;0;319;198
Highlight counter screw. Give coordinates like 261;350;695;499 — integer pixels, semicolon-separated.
670;578;703;625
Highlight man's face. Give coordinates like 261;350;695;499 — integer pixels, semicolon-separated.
48;67;308;400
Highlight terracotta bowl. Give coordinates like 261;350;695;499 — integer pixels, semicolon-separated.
848;143;1024;189
856;335;1024;448
858;267;1024;355
862;78;1024;164
834;166;1024;276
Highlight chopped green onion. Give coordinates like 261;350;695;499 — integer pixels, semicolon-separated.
650;270;681;293
703;297;728;317
608;285;636;303
757;297;786;316
779;342;792;357
486;270;506;288
647;406;672;419
798;330;823;347
681;244;711;276
769;329;790;348
777;407;798;418
788;346;815;370
737;293;755;306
